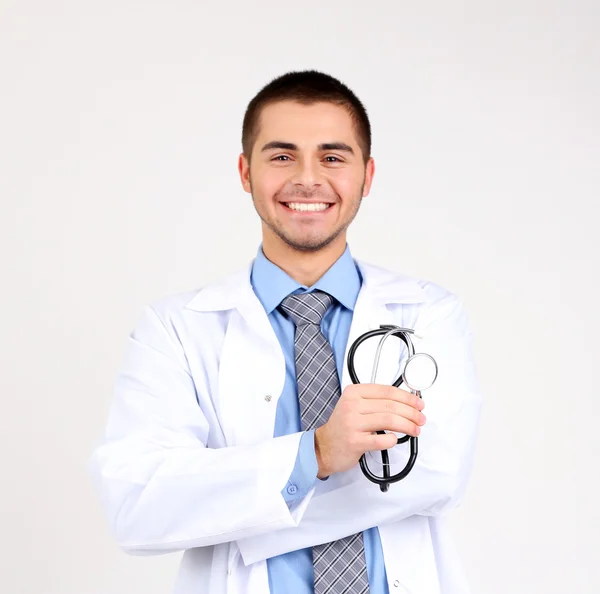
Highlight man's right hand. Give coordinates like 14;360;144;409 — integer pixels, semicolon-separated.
314;384;427;479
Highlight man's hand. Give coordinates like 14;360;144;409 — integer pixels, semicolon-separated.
314;384;427;479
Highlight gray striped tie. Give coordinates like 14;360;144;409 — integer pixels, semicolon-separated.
279;290;370;594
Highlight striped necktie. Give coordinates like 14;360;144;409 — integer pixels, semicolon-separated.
279;290;370;594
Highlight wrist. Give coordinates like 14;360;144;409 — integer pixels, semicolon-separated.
314;426;331;479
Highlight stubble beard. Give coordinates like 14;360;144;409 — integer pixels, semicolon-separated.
250;180;365;253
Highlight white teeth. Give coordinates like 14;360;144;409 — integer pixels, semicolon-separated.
285;202;330;212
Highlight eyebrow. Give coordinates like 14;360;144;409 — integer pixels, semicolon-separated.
260;141;355;155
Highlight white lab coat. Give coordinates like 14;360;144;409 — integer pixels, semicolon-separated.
88;257;482;594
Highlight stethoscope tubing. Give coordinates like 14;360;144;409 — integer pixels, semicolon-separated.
347;325;421;492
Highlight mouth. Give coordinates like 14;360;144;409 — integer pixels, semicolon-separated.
279;201;335;214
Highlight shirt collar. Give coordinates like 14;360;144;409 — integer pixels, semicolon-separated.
250;243;362;314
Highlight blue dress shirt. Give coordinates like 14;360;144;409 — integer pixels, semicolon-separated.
250;243;390;594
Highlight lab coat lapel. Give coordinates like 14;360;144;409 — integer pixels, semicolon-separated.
341;287;392;392
219;305;286;448
186;263;286;448
342;260;428;392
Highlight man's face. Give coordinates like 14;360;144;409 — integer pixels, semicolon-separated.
238;100;375;253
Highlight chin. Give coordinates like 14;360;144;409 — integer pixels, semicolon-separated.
279;231;341;253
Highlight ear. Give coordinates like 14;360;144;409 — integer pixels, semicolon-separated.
361;157;375;198
238;153;252;193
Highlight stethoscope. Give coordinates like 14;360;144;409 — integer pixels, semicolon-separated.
347;325;438;493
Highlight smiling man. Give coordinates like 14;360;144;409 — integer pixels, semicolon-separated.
89;70;482;594
240;97;372;272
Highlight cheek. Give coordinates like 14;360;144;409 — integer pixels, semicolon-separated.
331;174;362;200
252;169;288;199
325;163;362;185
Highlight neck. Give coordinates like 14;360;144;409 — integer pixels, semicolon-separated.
262;235;346;287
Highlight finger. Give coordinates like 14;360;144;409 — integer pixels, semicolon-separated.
356;384;424;411
359;412;422;437
363;431;402;452
359;399;426;426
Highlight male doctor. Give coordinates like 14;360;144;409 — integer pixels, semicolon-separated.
89;70;482;594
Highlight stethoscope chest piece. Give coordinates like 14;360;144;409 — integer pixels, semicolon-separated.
347;325;438;492
402;352;438;392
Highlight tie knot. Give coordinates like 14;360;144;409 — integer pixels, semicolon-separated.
279;290;334;327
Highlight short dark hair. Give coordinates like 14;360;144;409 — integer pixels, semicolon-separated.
242;69;371;166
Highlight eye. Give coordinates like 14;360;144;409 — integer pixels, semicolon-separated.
324;155;343;163
272;155;291;161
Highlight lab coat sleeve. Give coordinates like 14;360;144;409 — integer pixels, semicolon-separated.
281;430;319;504
87;305;316;556
236;293;483;565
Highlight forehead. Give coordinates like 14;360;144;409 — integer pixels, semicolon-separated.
256;100;357;144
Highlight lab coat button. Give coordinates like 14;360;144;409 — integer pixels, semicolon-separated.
287;484;298;495
264;394;272;402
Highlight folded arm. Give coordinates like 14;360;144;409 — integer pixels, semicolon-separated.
237;293;483;565
88;305;317;556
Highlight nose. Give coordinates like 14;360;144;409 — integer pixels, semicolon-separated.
290;157;322;192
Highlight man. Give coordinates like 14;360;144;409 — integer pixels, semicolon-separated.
89;70;482;594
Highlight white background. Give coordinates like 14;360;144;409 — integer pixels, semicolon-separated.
1;1;599;593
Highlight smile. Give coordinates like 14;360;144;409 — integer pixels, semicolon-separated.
282;202;333;212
